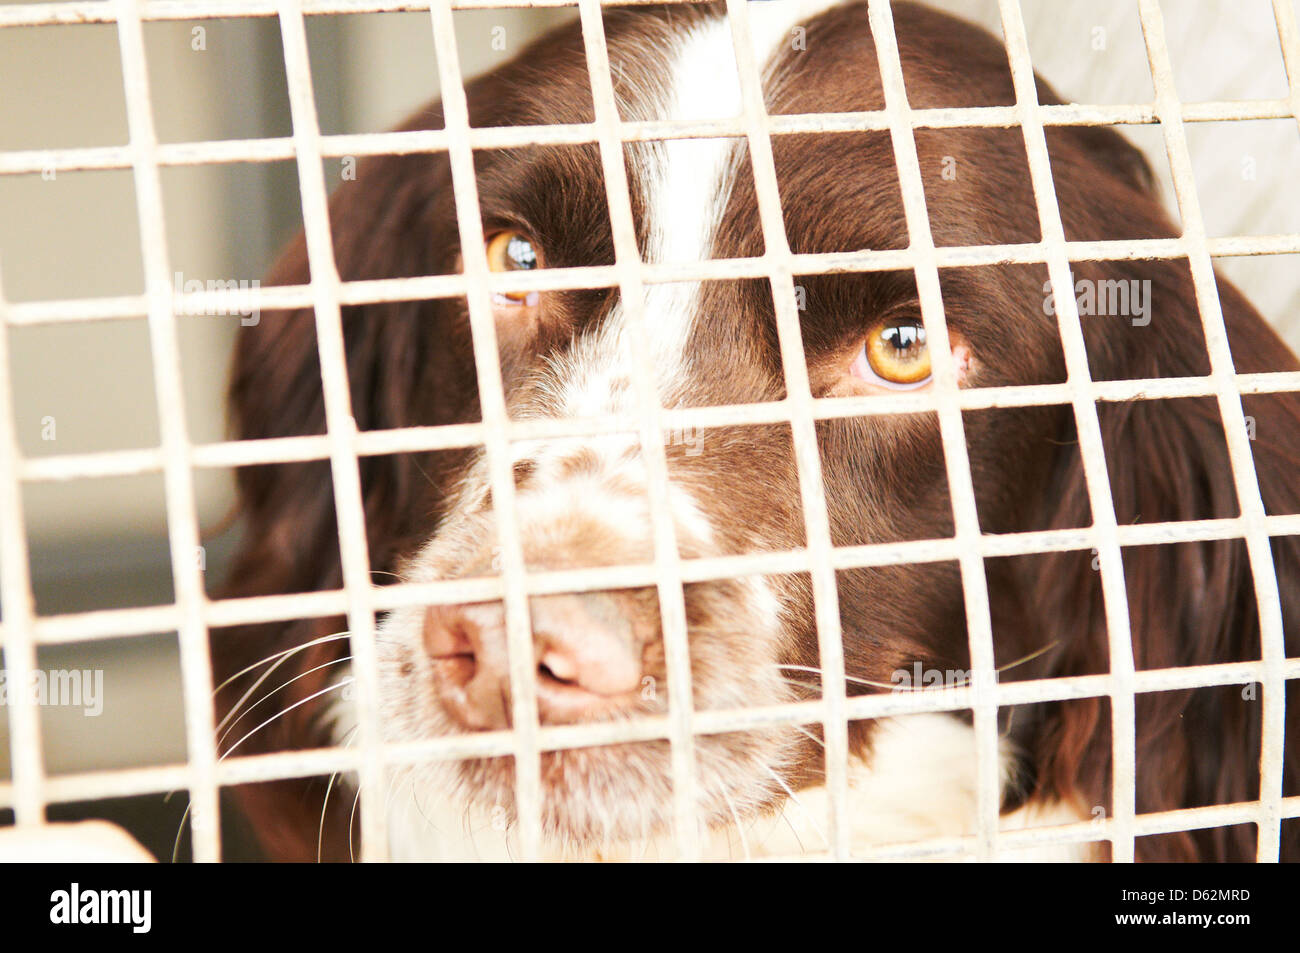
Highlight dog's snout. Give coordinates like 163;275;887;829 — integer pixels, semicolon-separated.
533;593;641;696
423;602;508;731
423;592;649;729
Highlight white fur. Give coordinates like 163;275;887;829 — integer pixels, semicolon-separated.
644;23;744;265
558;19;747;417
331;708;1091;861
520;464;717;552
517;18;752;569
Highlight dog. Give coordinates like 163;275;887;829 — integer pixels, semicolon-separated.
214;1;1300;861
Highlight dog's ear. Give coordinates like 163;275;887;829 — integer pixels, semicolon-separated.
214;108;481;861
226;116;477;599
982;119;1300;860
1012;257;1300;860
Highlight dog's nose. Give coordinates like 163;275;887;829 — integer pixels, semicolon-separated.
423;592;645;729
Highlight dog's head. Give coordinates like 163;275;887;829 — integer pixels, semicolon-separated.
216;1;1300;861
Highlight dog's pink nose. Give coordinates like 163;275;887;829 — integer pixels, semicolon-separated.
423;592;645;729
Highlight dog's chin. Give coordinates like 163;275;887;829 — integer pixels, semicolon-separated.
445;731;794;851
454;743;675;847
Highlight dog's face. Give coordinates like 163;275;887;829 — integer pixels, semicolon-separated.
219;2;1300;861
374;1;1058;848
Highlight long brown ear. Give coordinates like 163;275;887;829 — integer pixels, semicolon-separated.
212;109;479;861
1011;256;1300;860
226;106;476;598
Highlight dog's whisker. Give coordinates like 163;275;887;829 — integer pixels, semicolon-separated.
759;764;826;850
219;656;353;751
319;724;360;863
222;678;354;762
776;664;902;692
213;631;353;702
348;785;363;864
161;633;355;811
777;643;1062;696
792;724;825;750
715;779;752;862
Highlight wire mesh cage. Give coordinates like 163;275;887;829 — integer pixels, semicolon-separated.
1;0;1298;863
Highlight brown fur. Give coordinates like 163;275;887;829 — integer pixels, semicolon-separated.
214;2;1299;861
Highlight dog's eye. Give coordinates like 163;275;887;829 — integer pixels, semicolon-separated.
859;318;932;387
486;230;540;305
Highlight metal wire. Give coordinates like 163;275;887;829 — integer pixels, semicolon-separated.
2;0;1299;862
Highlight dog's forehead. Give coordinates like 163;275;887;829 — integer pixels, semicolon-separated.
526;2;847;420
600;1;854;263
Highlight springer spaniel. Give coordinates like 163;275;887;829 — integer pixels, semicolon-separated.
214;1;1300;861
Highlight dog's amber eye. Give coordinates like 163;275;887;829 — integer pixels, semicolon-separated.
863;318;931;386
486;230;540;304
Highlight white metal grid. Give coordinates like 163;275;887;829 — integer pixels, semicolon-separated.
0;0;1298;862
